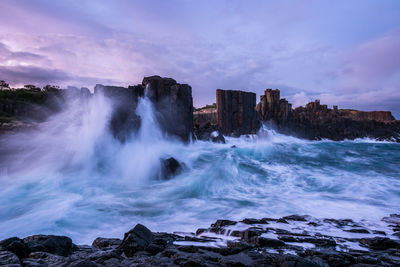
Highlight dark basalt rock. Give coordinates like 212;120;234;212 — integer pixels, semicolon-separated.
118;224;154;257
216;89;260;136
161;157;184;180
2;214;400;266
359;237;400;250
241;218;269;224
344;228;370;234
0;250;21;266
211;219;237;228
23;235;75;256
95;75;194;143
257;237;286;248
92;237;122;250
0;237;29;259
282;215;308;221
256;89;400;142
211;132;226;144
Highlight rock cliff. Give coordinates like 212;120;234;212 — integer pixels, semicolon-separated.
216;89;259;136
256;89;400;141
95;76;193;142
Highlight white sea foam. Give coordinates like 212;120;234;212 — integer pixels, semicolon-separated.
0;94;399;244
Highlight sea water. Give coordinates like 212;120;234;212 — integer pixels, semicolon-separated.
0;92;399;244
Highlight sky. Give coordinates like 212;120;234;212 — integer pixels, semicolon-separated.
0;1;399;118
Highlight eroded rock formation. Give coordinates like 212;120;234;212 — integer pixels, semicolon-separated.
95;75;193;142
142;76;193;142
255;89;400;142
216;89;259;136
1;214;399;266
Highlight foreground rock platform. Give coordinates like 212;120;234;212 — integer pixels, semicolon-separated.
1;214;399;266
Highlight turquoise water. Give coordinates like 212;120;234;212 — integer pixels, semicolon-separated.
0;94;399;244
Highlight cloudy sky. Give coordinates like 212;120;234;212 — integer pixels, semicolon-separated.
0;0;399;117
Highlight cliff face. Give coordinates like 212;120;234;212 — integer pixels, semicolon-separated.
339;110;395;122
256;89;292;122
1;76;193;142
255;90;400;142
95;76;193;142
142;76;193;142
216;89;259;136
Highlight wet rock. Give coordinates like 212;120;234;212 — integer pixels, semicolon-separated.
359;237;400;250
195;228;208;235
69;259;98;267
88;250;122;264
142;75;194;142
282;215;308;221
161;157;184;180
241;228;264;242
257;237;285;248
23;235;75;256
307;222;322;227
211;219;237;228
92;238;122;250
0;251;21;266
344;228;370;234
118;224;154;257
216;89;260;136
323;218;357;227
256;89;400;141
277;218;289;224
302;237;336;247
372;230;386;236
382;214;400;225
211;131;225;144
23;251;69;266
0;237;29;258
218;251;255;266
241;218;269;224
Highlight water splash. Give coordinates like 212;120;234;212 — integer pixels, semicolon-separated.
0;94;399;244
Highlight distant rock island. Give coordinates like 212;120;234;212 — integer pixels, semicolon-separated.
1;76;399;142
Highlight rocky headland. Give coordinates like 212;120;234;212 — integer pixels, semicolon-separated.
1;76;399;142
1;214;399;266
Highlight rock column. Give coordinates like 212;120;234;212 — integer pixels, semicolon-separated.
216;89;259;135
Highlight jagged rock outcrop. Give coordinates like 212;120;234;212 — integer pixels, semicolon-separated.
95;75;194;142
256;89;292;122
256;89;400;142
1;214;399;266
94;84;142;142
340;109;395;122
193;105;219;141
142;76;193;142
216;89;259;136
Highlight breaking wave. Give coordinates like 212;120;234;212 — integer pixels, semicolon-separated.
0;93;399;244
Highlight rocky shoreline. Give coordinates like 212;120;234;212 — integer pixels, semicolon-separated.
2;76;400;143
1;214;399;266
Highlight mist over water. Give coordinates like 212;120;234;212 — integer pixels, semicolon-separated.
0;93;399;244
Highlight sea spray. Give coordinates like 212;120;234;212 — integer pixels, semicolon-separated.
0;95;399;244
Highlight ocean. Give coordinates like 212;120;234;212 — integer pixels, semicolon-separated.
0;93;399;244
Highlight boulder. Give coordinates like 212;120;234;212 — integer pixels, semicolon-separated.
92;238;122;250
0;237;29;259
210;131;225;144
0;251;21;266
23;235;75;256
161;157;184;180
359;237;400;250
118;224;154;257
